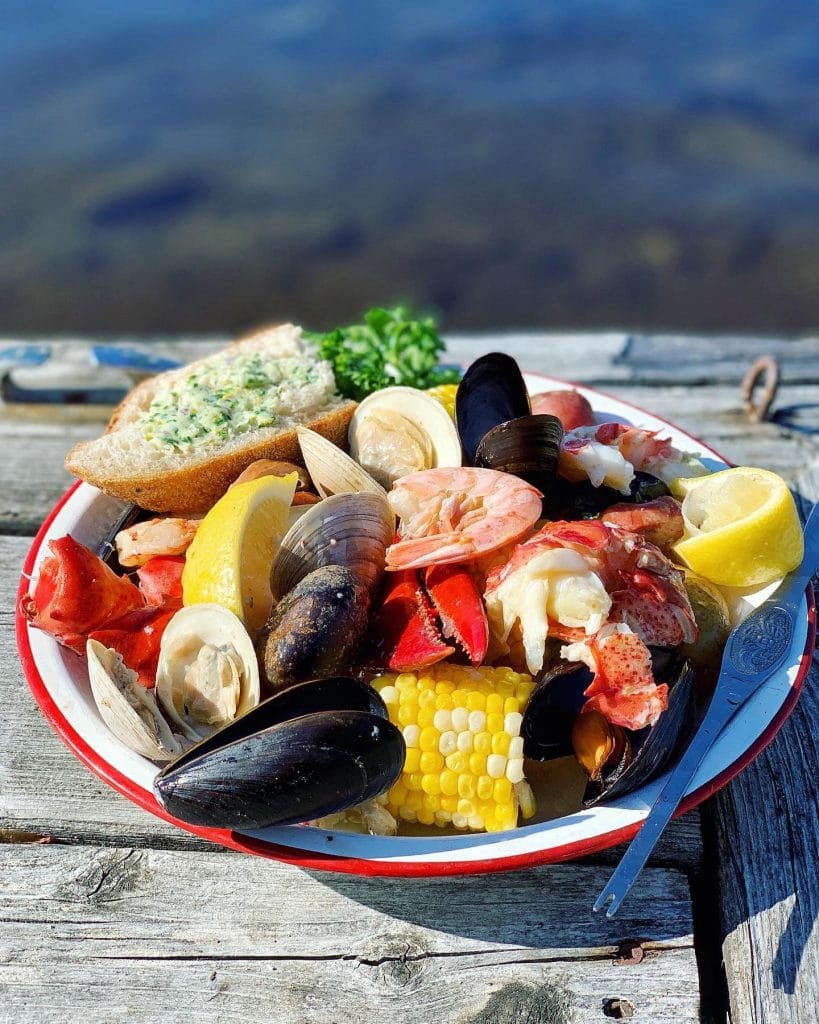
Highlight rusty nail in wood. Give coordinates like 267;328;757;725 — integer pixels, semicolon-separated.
603;997;636;1019
741;355;780;422
614;939;646;964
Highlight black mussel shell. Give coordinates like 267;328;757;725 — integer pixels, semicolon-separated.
154;677;404;829
522;662;595;761
155;710;404;829
456;353;531;464
475;414;563;493
258;565;370;693
583;658;697;806
628;472;671;504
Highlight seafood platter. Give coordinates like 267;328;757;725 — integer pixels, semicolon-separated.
16;313;813;874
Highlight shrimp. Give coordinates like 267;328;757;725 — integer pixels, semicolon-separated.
385;467;543;572
559;422;707;494
484;519;697;676
115;516;200;567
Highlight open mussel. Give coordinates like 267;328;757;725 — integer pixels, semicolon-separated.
475;414;563;493
269;492;393;602
258;565;371;693
456;352;531;464
522;657;697;806
154;676;405;829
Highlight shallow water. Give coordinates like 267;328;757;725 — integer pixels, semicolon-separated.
4;0;819;332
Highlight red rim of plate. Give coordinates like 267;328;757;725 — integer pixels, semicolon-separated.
15;379;816;877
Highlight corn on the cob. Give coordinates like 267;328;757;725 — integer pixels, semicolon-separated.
425;384;458;420
373;663;536;832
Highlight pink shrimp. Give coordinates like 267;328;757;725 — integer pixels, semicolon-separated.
484;519;697;676
385;467;543;572
559;422;707;494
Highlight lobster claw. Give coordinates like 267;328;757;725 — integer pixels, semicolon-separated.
424;564;489;665
369;569;454;673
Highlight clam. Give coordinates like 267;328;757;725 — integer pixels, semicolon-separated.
155;604;260;743
296;426;387;501
270;492;393;602
258;565;371;693
474;414;563;493
348;386;461;489
521;657;697;805
455;352;531;464
153;676;405;829
86;638;184;761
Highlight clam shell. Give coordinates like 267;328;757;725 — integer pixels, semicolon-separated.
86;638;183;761
270;491;393;601
153;676;405;829
296;426;387;501
155;604;260;743
348;386;461;489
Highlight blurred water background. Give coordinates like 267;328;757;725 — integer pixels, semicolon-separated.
4;0;819;334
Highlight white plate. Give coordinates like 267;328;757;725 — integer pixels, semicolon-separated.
17;375;813;876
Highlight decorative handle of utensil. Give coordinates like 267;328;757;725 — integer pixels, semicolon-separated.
594;499;818;918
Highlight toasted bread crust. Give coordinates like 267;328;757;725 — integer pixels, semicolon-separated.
66;402;356;515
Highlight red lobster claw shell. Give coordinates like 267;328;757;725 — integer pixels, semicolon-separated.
424;564;489;665
369;569;454;672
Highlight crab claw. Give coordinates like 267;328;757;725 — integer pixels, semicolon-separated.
369;569;454;672
424;564;489;665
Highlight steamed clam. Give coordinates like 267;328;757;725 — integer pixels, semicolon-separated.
348;386;462;489
153;676;405;829
86;638;184;761
155;604;260;743
270;491;393;602
296;426;387;500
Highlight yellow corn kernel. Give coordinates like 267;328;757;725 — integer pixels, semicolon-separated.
417;707;435;728
466;692;486;712
493;777;512;804
474;732;492;756
419;726;438;751
457;798;476;819
440;770;458;797
397;705;415;727
407;772;423;792
422;792;440;812
516;780;537;819
477;775;494;801
457;774;476;800
469;751;487;776
445;751;467;774
420;751;444;774
404;748;421;774
418;688;436;708
440;795;458;813
487;712;504;735
435;693;453;710
417;808;435;826
491;732;511;756
452;690;468;708
486;692;504;715
405;790;423;811
504;696;521;715
421;774;441;796
389;782;408;806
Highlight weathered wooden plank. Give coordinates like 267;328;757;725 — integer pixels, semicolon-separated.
701;461;819;1024
0;844;699;1024
0;535;702;867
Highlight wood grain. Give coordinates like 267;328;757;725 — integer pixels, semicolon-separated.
701;462;819;1024
0;844;700;1024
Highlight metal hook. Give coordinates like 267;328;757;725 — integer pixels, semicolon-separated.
741;355;780;422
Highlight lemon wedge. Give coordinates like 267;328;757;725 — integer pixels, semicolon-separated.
181;473;298;634
671;467;803;587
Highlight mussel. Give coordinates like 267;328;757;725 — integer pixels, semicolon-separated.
546;471;671;519
154;676;405;829
258;565;371;692
455;352;531;464
475;414;563;493
522;657;697;806
269;491;393;602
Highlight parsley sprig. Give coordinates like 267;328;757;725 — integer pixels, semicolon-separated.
308;306;460;401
